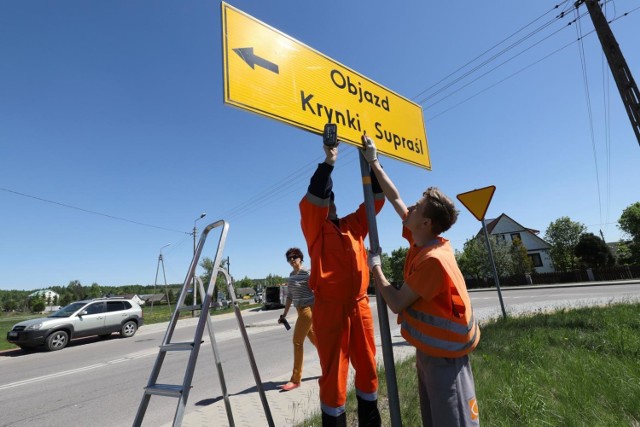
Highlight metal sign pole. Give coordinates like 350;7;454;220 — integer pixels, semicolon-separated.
481;221;507;319
358;151;402;427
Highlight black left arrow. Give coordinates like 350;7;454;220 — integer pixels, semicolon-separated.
233;47;279;74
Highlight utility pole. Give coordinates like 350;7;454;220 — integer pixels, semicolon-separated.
221;256;230;276
220;256;230;303
192;213;207;316
578;0;640;146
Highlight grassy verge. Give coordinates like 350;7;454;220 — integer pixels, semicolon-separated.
0;312;41;351
0;302;262;351
298;303;640;426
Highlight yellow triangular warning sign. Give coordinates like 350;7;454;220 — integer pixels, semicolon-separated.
457;186;496;221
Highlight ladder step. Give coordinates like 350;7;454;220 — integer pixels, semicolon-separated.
145;384;184;398
160;342;196;352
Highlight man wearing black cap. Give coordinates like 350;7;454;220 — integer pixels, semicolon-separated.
299;142;385;426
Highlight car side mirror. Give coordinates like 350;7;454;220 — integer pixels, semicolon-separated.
79;310;88;316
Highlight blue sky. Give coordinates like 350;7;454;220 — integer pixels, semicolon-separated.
2;1;639;291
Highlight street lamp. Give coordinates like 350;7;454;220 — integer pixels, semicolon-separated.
192;213;206;315
192;212;207;255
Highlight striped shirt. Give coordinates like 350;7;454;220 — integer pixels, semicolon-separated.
287;268;314;307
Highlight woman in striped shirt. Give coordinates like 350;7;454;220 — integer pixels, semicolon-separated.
279;247;316;391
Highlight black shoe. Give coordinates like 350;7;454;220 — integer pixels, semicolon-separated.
322;411;347;427
357;396;381;427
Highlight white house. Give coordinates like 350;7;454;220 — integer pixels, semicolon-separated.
28;289;61;312
119;294;146;306
480;214;555;273
28;289;60;303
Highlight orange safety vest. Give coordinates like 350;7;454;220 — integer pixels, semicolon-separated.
399;234;480;358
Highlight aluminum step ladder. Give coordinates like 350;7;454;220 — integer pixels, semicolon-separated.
133;219;274;427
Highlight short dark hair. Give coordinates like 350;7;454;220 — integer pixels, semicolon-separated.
421;187;459;235
285;247;304;261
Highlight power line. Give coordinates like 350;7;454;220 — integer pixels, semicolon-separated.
218;146;360;223
574;6;604;228
423;11;584;111
0;186;185;234
424;1;637;120
427;37;578;121
412;1;571;103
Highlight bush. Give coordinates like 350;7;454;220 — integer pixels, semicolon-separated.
31;299;45;313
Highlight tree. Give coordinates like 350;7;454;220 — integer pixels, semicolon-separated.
199;257;215;288
88;283;102;298
456;235;512;280
618;202;640;240
387;247;408;285
618;202;640;263
199;257;236;302
574;233;615;268
544;217;586;271
615;241;634;265
30;296;45;313
4;299;18;311
509;238;534;275
67;280;86;301
457;237;488;281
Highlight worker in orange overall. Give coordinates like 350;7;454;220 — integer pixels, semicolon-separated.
299;141;384;427
364;136;481;426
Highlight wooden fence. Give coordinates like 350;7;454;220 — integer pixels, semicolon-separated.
465;265;640;289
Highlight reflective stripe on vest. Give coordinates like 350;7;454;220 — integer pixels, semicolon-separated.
402;306;479;354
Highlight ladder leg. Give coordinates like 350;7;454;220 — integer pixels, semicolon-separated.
199;278;235;427
222;269;275;427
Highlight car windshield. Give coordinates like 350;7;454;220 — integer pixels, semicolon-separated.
48;302;86;318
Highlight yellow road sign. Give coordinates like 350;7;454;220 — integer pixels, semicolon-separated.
221;2;430;169
457;186;496;221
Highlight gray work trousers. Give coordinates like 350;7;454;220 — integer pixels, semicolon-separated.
416;350;480;427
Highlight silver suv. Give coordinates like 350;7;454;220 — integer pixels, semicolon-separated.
6;297;144;351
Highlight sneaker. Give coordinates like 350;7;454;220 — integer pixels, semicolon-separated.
281;382;300;391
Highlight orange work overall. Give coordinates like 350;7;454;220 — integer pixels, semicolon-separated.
300;193;384;415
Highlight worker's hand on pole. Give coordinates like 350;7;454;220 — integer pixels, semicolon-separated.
361;135;377;163
367;247;382;269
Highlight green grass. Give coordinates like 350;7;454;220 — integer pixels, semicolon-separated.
1;312;41;351
298;303;640;426
0;301;262;351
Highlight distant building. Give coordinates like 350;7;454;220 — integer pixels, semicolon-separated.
236;287;256;298
28;289;60;302
479;214;555;273
118;294;146;306
139;293;168;305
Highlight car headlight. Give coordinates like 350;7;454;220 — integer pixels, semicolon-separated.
25;323;44;330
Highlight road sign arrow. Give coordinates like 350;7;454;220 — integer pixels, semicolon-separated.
233;47;279;74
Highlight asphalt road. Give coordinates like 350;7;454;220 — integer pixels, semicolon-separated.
1;282;639;427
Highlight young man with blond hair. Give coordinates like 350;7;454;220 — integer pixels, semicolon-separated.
363;136;481;427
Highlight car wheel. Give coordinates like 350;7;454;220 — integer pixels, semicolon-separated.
120;320;137;338
46;331;69;351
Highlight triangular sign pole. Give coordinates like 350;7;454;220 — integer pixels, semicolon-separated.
457;186;507;319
